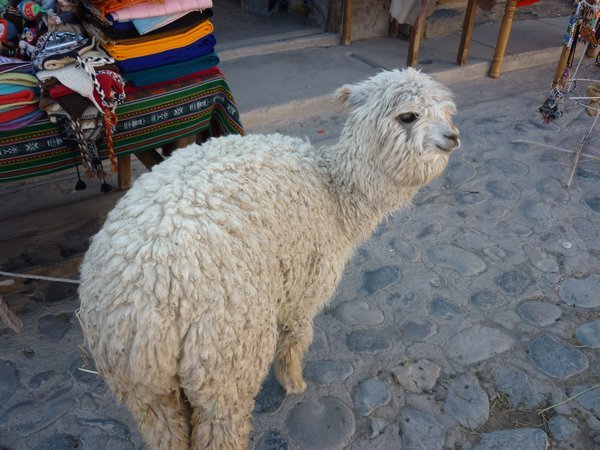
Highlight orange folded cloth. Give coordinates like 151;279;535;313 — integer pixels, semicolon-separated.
84;19;214;60
86;0;152;16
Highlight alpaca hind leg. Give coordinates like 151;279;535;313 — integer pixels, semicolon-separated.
122;387;191;450
275;316;313;394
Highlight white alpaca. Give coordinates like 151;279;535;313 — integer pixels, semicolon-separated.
78;68;460;450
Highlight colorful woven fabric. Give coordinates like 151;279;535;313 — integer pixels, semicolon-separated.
83;18;213;60
108;0;212;21
116;33;215;72
0;71;243;181
0;73;39;88
0;109;44;131
122;51;219;86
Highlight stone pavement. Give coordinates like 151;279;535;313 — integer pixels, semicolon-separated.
1;9;600;449
1;60;600;449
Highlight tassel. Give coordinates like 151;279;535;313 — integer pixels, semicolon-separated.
101;182;113;193
75;179;87;190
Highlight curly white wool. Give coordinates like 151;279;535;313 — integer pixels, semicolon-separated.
78;67;460;450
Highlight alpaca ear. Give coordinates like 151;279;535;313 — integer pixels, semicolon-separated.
334;84;367;109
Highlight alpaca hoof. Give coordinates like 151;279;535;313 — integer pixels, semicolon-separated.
284;379;307;395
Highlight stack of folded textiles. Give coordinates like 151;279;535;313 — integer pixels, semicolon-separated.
0;56;42;131
81;0;219;93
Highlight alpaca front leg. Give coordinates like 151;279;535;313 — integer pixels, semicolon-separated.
275;316;313;394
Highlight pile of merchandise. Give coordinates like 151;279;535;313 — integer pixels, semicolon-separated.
0;0;217;189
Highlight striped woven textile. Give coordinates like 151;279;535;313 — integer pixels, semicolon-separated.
0;71;244;182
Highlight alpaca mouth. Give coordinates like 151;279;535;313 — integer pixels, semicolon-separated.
436;144;455;153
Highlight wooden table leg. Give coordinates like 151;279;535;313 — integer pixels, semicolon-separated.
457;0;478;66
489;0;517;78
552;45;571;88
342;0;352;45
117;154;131;190
407;0;429;68
135;149;164;169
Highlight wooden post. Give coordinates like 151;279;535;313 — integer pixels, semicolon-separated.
489;0;517;78
342;0;352;45
135;149;164;169
117;153;131;190
407;0;429;68
552;45;571;88
457;0;478;65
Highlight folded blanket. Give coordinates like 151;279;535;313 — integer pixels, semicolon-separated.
0;104;38;124
0;109;44;131
122;51;219;86
84;0;150;16
83;10;212;41
0;57;36;76
85;19;214;60
133;12;188;35
0;84;37;95
124;66;220;94
109;0;212;21
0;86;38;110
116;34;215;73
0;73;39;88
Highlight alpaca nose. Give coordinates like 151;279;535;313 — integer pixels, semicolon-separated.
444;130;460;150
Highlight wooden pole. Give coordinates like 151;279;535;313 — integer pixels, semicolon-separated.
552;45;571;88
457;0;478;65
117;153;131;190
342;0;352;46
407;0;429;68
489;0;517;78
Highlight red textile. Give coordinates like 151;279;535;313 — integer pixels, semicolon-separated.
124;67;220;94
47;84;74;98
0;104;38;123
0;89;35;105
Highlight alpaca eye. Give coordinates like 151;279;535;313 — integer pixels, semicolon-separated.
398;112;419;124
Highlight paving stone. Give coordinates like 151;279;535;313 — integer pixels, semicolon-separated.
528;333;588;380
368;417;389;438
455;191;486;206
474;428;548;450
399;318;437;342
427;243;486;276
303;361;353;386
0;360;18;406
445;325;515;365
444;373;489;428
575;321;600;348
69;359;105;393
391;359;441;393
255;429;290;450
487;158;529;176
360;266;400;295
536;177;569;204
346;330;391;354
493;366;546;409
353;377;391;416
486;180;520;200
416;223;442;239
399;406;445;449
495;221;532;237
32;433;81;450
80;418;130;439
569;385;600;417
494;268;532;295
559;275;600;308
389;238;418;261
38;313;72;341
254;369;286;414
428;297;464;320
524;245;560;273
334;301;384;326
44;282;78;303
584;196;600;213
286;397;354;450
548;415;582;442
519;199;550;221
468;290;506;310
517;299;562;327
3;397;75;437
28;370;56;389
309;326;328;352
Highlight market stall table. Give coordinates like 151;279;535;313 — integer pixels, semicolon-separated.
0;70;243;189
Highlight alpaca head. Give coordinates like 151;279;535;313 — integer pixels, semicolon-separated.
335;68;459;191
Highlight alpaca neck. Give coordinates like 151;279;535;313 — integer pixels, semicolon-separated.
321;140;418;244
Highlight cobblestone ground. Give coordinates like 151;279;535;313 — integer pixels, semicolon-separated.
1;62;600;449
